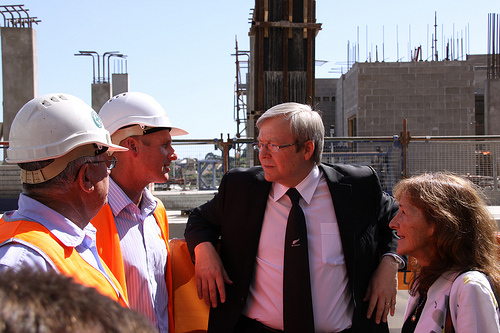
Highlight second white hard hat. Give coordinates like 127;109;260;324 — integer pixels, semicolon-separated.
99;92;188;145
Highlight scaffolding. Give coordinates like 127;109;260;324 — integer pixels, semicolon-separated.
233;37;249;139
249;0;322;115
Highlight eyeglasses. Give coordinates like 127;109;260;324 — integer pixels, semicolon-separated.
253;142;297;153
85;155;117;170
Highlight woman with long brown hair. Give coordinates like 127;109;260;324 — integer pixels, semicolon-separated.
390;172;500;332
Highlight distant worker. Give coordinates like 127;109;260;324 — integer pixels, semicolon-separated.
92;92;188;333
0;93;128;306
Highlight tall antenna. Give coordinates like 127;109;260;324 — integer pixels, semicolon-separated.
427;24;429;60
409;24;411;61
397;25;399;62
383;25;385;61
357;26;360;62
434;11;438;61
366;26;368;61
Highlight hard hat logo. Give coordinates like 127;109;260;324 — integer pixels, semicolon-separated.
91;110;103;129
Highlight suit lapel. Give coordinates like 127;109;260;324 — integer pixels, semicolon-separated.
239;168;272;269
249;169;272;231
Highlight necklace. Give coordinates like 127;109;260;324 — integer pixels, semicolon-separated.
411;295;427;322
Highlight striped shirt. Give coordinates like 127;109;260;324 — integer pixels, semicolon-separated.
108;178;169;332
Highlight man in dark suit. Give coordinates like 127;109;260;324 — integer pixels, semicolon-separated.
185;102;402;333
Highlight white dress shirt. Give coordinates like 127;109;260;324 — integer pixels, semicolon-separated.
243;165;354;332
108;179;169;332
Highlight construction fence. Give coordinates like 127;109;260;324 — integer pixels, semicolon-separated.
167;135;500;205
2;136;500;206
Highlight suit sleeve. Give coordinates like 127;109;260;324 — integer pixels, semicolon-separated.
369;167;402;263
184;170;229;258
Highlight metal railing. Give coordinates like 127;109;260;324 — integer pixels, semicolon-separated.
3;133;500;205
167;133;500;205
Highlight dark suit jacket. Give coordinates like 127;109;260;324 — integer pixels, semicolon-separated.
185;163;399;333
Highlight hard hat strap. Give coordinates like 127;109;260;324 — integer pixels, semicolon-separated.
111;125;171;145
20;144;100;184
111;125;145;145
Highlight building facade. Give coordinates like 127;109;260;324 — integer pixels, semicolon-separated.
334;59;483;137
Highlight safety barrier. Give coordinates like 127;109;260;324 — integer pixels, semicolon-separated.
3;133;500;209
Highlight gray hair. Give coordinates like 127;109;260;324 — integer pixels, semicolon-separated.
19;155;99;196
256;102;324;165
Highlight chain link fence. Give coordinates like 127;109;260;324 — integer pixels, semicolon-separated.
407;139;500;205
2;137;500;209
166;136;500;205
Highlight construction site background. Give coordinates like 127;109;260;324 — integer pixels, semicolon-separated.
3;132;500;212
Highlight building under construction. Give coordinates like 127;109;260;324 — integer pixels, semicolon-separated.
333;13;500;137
236;8;500;139
235;0;322;141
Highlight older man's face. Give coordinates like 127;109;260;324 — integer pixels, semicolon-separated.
258;117;314;188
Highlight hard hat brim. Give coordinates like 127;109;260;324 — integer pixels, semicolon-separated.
170;127;189;136
106;142;129;152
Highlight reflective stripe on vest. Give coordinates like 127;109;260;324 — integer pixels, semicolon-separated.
0;218;128;307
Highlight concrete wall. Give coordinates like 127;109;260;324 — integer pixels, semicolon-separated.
467;54;489;95
315;78;337;136
340;64;360;136
335;77;345;136
1;27;37;142
0;165;21;212
338;60;476;136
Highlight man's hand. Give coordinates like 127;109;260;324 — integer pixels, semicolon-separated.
194;241;233;308
363;255;399;324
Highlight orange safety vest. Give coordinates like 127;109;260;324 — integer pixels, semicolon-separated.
169;238;210;333
92;198;174;333
0;218;128;307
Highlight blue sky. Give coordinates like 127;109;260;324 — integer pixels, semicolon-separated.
1;0;498;139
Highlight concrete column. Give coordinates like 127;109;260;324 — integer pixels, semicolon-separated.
1;27;37;142
112;73;129;96
92;83;111;112
486;79;500;135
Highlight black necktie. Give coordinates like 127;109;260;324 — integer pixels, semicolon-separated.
283;188;315;332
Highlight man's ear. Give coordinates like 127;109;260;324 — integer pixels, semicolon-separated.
76;163;94;193
121;137;140;157
303;140;315;161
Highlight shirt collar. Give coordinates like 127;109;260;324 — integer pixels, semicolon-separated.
108;178;133;216
107;177;157;218
270;165;321;204
9;193;88;248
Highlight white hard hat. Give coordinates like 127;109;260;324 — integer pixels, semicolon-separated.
6;93;128;184
99;92;188;145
